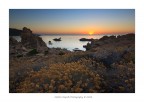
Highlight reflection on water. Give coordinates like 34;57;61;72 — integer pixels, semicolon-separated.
40;34;103;51
12;34;115;51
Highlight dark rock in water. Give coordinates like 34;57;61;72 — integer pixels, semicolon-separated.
79;38;94;41
48;41;52;45
83;42;91;50
53;37;61;41
21;27;48;52
73;48;82;52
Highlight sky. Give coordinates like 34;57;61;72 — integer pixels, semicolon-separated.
9;9;135;34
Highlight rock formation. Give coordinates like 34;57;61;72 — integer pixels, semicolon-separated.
9;37;18;46
84;33;135;51
21;27;48;52
9;27;48;57
9;37;19;54
83;33;135;68
9;37;28;56
79;38;94;41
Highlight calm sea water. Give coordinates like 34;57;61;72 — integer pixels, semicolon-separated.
12;34;118;51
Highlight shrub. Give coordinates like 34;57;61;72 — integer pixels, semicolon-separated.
59;51;65;55
27;49;38;56
16;54;23;58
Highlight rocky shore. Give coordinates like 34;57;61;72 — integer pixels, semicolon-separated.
10;27;70;57
9;28;135;93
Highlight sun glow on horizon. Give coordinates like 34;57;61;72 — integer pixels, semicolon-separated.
89;31;94;35
9;9;135;35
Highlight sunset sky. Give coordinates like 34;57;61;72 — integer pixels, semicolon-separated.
9;9;135;34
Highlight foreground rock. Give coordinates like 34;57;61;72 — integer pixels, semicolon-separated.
9;27;49;57
9;37;27;56
21;27;48;52
84;33;135;67
84;33;135;51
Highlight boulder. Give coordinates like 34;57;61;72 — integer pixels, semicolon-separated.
79;38;94;41
21;27;48;52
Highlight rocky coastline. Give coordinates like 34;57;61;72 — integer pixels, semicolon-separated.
9;27;135;93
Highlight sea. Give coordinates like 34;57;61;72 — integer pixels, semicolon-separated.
12;34;120;51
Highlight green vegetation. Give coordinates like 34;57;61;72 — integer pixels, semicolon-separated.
27;49;38;56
